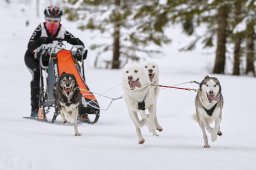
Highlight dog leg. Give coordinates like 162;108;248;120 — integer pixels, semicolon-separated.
217;126;222;136
135;126;145;144
129;111;145;144
201;117;212;134
217;115;222;136
148;105;158;136
199;120;210;148
74;109;81;136
154;117;163;132
139;110;148;126
211;117;221;141
130;111;145;128
60;112;67;124
153;104;163;132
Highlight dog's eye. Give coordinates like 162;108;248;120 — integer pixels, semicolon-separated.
145;66;147;68
206;84;209;87
214;84;216;87
153;66;155;68
126;71;129;73
134;70;138;73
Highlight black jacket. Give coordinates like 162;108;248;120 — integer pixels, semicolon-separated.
27;23;84;54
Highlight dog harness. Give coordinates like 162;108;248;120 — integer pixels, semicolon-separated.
203;103;217;116
138;89;149;110
138;101;145;110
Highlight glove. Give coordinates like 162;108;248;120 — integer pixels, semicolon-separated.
34;47;50;59
78;48;87;60
74;47;87;60
39;37;53;44
82;50;87;60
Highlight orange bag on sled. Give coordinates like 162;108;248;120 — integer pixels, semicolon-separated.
56;50;100;123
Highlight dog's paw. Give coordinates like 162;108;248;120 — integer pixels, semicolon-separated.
138;139;145;144
156;125;163;132
203;145;210;148
75;133;81;136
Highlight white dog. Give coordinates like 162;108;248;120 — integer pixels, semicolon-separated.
143;61;162;131
194;76;223;148
122;63;161;144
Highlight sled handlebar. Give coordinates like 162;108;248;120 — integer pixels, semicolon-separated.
35;41;87;62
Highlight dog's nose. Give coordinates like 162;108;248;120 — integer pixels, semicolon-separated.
209;91;214;95
128;76;133;80
149;69;153;73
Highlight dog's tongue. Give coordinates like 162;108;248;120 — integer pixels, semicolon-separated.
129;78;141;89
207;94;219;102
64;88;71;94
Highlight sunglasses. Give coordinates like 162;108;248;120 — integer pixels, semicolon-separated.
45;17;61;22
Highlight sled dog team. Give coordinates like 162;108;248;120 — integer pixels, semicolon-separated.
56;61;224;148
122;62;223;148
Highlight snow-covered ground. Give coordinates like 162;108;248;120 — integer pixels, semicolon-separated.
0;1;256;170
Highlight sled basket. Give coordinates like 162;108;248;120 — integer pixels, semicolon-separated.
57;50;100;124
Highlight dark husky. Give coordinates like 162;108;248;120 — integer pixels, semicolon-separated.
194;76;224;148
55;72;82;136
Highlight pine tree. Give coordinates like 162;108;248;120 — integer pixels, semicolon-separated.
232;0;243;75
63;0;170;69
213;2;229;74
245;0;256;76
246;21;255;75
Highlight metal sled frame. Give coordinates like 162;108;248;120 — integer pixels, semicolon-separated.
36;42;100;124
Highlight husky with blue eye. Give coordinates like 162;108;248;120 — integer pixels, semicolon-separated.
194;76;224;148
55;72;82;136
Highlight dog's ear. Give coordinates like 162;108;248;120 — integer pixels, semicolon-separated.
60;72;66;78
199;81;203;90
214;77;222;94
204;75;210;79
72;74;78;85
199;76;206;90
199;75;210;90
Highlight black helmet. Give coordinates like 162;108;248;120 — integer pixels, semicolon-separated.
44;6;63;18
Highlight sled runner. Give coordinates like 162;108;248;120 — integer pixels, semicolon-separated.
35;39;100;124
23;116;82;126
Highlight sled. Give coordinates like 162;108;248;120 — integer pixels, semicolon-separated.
35;40;100;124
